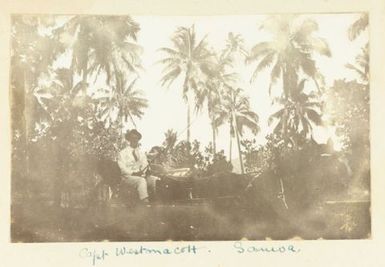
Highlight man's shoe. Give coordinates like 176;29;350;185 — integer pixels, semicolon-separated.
139;197;152;207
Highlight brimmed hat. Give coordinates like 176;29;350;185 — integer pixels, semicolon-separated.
125;129;142;141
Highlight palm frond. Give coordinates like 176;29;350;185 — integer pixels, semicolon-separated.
306;37;332;57
193;34;209;56
306;108;322;126
299;54;317;78
250;52;276;82
158;47;184;57
300;116;311;136
345;63;367;81
297;19;319;36
236;112;260;136
268;108;285;125
268;60;282;96
246;42;275;63
348;13;369;41
160;67;182;87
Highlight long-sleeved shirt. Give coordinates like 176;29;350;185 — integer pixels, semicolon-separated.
118;146;149;176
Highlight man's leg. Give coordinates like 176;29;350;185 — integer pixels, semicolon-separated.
122;174;149;200
146;175;160;201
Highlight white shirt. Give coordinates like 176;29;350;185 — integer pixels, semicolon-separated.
118;146;149;175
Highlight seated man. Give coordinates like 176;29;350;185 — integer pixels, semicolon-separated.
118;129;159;203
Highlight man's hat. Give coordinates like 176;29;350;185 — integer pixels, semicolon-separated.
125;129;142;141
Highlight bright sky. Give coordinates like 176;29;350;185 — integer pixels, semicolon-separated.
128;14;368;156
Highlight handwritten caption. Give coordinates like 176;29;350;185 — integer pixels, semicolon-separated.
79;242;300;266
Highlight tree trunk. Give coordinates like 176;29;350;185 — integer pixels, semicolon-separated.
187;102;191;143
283;65;297;100
229;136;232;163
128;112;137;129
211;123;216;154
233;114;244;174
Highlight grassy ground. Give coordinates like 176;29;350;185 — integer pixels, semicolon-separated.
11;197;370;242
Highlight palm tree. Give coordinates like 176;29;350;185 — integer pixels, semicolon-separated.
220;32;249;61
247;15;331;99
194;82;221;154
158;25;213;143
215;88;259;174
346;43;369;84
34;68;86;121
11;16;65;141
268;79;322;145
94;73;148;129
194;54;235;154
194;32;246;154
348;13;368;41
347;13;369;84
163;129;178;151
57;15;142;93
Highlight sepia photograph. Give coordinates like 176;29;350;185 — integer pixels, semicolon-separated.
10;13;370;242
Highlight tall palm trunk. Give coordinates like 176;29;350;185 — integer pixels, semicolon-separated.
229;135;232;163
229;120;233;163
211;123;217;154
233;113;245;174
183;76;191;143
128;112;137;129
187;102;191;143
